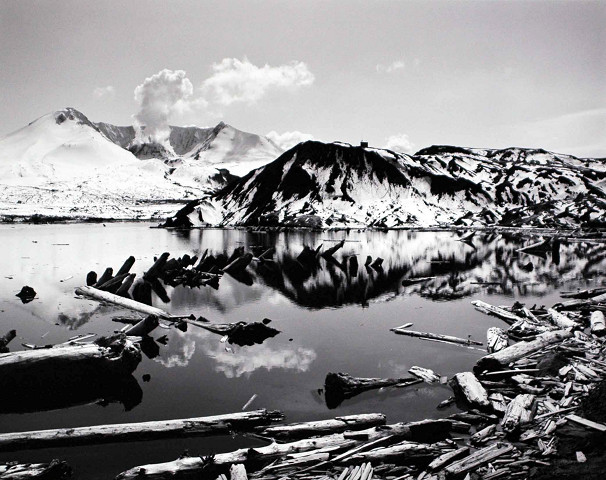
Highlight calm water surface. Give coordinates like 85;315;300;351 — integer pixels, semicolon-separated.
0;224;604;478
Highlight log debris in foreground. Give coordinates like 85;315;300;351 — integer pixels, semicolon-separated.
449;372;490;410
474;329;573;374
0;410;283;452
0;459;72;479
444;442;514;476
258;413;386;439
116;419;453;479
390;328;482;346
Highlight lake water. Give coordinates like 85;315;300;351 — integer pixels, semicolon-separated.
0;224;603;478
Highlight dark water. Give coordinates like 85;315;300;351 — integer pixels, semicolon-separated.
0;224;604;478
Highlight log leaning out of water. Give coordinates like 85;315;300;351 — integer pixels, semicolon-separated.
0;410;283;452
391;328;482;346
474;329;574;374
471;300;522;324
0;459;72;479
258;413;386;439
75;286;172;319
116;419;453;479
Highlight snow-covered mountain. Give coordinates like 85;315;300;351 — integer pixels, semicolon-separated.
0;108;283;220
163;140;606;229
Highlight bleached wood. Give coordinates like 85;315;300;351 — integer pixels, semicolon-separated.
475;329;573;373
547;309;577;329
501;394;535;433
259;414;386;439
444;442;514;476
450;372;490;409
0;410;283;451
471;300;521;324
427;446;470;471
566;414;606;432
391;328;482;346
75;286;172;319
590;311;606;336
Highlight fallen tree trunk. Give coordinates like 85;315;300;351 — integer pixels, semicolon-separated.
427;446;470;471
75;286;172;319
324;372;421;408
0;410;283;452
258;414;386;439
116;419;453;479
0;459;72;479
590;311;606;336
487;327;508;353
390;328;482;346
471;300;522;324
475;329;573;374
343;440;437;464
547;308;578;329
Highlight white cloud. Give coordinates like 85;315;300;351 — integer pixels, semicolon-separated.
266;130;314;150
133;69;194;145
376;60;405;73
201;57;315;106
93;85;115;98
385;133;416;154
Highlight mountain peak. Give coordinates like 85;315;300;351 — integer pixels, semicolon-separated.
53;107;95;128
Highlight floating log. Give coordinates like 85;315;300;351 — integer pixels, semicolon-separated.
0;330;16;353
324;372;421;408
409;366;440;383
560;287;606;299
471;300;521;324
546;308;578;329
0;459;72;479
401;276;436;286
0;410;283;452
565;414;606;432
116;419;453;479
198;321;280;346
590;311;606;336
123;315;159;337
487;327;508;353
501;394;535;434
518;239;550;254
75;286;172;319
258;414;387;439
444;442;514;476
450;372;490;409
391;328;482;346
474;329;573;374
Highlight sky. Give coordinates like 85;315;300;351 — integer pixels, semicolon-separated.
0;0;604;157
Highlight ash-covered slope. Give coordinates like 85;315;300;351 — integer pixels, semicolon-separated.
0;108;283;220
164;141;606;229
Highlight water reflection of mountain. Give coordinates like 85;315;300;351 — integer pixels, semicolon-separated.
242;232;606;307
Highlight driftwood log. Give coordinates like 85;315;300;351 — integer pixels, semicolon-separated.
390;328;482;346
471;300;522;324
116;419;453;479
258;413;386;439
75;286;172;319
0;459;72;479
487;327;508;353
590;311;606;336
344;440;437;464
444;442;514;476
449;372;490;410
475;329;573;374
0;330;16;353
324;372;421;408
0;410;283;452
501;394;535;434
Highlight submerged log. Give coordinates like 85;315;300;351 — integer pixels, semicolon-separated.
0;410;283;452
391;328;482;346
0;459;72;479
223;253;253;275
321;239;345;259
123;315;159;337
324;372;421;408
475;329;574;374
198;321;280;346
450;372;490;409
116;419;453;479
258;414;387;439
75;286;172;319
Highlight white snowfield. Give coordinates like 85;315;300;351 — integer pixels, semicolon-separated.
0;108;283;220
167;141;606;229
